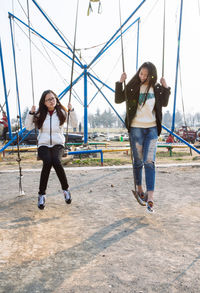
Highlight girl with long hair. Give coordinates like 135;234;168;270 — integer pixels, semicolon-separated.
25;90;77;209
115;62;171;213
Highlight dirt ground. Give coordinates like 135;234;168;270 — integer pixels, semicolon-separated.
0;141;200;293
0;148;200;293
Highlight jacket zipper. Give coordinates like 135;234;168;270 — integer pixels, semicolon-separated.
50;115;52;145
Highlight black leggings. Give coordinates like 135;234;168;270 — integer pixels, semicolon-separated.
38;145;68;195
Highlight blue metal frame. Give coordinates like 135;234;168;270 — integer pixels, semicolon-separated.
83;65;88;144
9;15;23;130
0;39;12;139
68;149;103;165
136;19;140;70
8;13;82;69
88;0;146;68
162;124;200;155
88;74;125;126
5;0;145;147
0;127;26;153
171;0;183;132
89;17;140;69
32;0;83;68
58;72;84;99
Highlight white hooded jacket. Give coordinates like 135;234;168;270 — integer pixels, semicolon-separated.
25;109;77;147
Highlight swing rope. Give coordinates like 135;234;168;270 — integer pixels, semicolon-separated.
26;0;40;160
10;13;24;195
27;0;35;105
162;0;166;77
118;0;137;194
65;0;79;148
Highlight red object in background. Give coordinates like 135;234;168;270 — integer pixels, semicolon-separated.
0;113;8;127
166;134;174;143
176;126;196;144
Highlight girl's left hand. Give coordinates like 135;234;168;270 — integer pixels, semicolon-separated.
68;103;73;111
160;77;168;88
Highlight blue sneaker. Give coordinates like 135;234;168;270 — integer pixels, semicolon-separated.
38;195;45;210
63;190;72;204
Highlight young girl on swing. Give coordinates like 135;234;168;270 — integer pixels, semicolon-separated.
115;62;170;213
25;90;77;210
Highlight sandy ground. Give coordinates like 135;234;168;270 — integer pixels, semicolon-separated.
0;160;200;293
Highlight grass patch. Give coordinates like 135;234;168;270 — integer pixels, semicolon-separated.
71;158;129;166
157;151;190;158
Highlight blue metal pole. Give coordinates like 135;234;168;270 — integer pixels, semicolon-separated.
58;71;84;99
0;127;26;153
88;0;146;68
83;65;88;144
32;0;83;68
87;72;114;106
9;15;22;130
88;75;125;125
68;149;103;165
87;17;139;105
0;39;12;139
171;0;183;132
90;17;140;68
88;73;115;93
136;18;140;70
8;12;82;69
162;124;200;155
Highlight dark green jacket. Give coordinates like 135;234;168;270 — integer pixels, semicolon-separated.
115;81;171;135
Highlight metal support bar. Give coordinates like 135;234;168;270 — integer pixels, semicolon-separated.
58;71;84;99
0;127;26;153
90;17;140;69
171;0;183;131
87;72;114;107
9;16;23;130
83;65;88;144
136;19;140;70
0;39;12;139
68;149;103;165
32;0;83;67
88;0;146;68
8;13;82;69
162;124;200;154
88;74;125;126
88;72;115;92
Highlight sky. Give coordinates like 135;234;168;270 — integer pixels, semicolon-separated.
0;0;200;124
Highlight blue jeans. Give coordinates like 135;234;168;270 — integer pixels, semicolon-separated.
129;127;158;191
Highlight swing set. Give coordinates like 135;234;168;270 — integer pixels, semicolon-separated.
0;0;200;195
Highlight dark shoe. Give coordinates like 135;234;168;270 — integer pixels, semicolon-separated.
132;191;147;206
138;192;147;206
63;190;72;204
38;195;45;210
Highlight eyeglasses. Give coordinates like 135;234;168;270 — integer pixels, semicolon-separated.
45;97;56;103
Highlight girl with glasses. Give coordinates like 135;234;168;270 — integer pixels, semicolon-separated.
25;90;77;209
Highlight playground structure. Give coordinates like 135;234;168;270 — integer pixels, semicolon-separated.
0;0;200;157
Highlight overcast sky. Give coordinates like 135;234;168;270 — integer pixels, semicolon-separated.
0;0;200;123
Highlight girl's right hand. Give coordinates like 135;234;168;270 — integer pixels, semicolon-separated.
30;105;36;113
120;72;127;83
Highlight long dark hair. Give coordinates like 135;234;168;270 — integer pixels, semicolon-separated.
128;61;157;106
34;90;67;129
